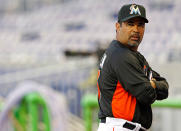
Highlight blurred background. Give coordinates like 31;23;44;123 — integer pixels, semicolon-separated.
0;0;181;130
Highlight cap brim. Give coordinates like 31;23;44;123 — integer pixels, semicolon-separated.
121;15;149;23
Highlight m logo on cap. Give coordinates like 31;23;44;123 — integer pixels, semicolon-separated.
130;5;141;15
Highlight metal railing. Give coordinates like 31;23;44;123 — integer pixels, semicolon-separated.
0;92;51;131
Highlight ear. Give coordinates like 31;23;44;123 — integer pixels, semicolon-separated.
115;22;121;31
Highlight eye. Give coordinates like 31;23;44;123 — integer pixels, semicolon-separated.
138;22;145;27
127;22;134;26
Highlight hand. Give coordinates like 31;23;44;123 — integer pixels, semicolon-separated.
150;78;156;89
151;78;156;81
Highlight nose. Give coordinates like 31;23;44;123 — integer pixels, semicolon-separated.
133;25;139;33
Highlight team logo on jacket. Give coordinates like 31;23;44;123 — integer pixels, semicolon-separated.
143;65;147;76
100;53;107;69
130;5;141;15
144;65;152;80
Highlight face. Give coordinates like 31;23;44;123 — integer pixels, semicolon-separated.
116;17;145;51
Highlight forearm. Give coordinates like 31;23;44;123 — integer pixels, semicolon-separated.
154;80;169;100
151;70;169;100
136;84;157;105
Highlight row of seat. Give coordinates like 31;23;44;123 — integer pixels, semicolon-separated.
0;0;180;64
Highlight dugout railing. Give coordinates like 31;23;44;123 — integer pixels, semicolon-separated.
13;93;50;131
81;94;181;131
0;92;51;131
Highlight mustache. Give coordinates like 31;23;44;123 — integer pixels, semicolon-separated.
129;33;140;39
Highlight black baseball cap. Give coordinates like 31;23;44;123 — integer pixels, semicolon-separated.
118;4;149;23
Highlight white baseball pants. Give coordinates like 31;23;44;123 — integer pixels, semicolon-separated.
97;117;146;131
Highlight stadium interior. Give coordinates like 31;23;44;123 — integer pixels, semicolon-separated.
0;0;181;130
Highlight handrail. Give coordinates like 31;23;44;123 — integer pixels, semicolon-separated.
13;93;51;131
81;95;98;131
81;94;181;131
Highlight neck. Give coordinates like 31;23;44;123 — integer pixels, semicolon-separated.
116;39;138;52
130;46;138;51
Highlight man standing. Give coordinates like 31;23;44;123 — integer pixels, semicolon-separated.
97;4;169;131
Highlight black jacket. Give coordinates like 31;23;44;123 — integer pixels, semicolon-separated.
97;40;169;129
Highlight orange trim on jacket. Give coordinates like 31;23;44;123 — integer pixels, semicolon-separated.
112;81;136;121
97;70;101;99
